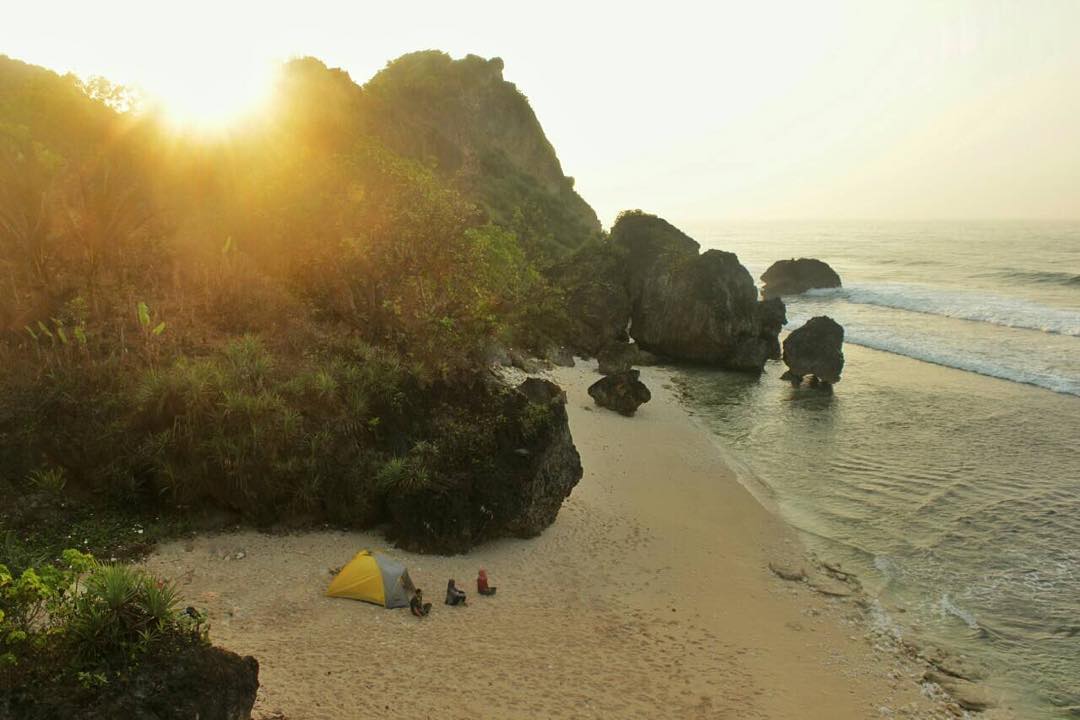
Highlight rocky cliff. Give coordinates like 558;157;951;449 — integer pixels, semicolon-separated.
361;52;602;257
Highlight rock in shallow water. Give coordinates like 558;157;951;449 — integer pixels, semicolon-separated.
760;257;842;299
587;369;652;416
782;315;845;386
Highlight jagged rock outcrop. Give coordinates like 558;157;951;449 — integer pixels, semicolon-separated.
588;370;652;416
760;258;841;299
386;378;582;553
612;212;786;370
781;316;845;387
553;212;785;370
610;212;699;299
757;297;787;361
5;644;259;720
498;379;583;535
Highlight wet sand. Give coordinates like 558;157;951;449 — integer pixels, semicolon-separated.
144;361;959;719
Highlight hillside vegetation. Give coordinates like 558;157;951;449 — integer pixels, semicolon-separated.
0;51;593;559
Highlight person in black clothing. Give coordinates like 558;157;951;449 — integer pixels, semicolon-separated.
445;578;467;606
410;588;431;617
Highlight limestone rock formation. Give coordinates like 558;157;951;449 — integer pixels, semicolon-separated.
781;316;845;386
553;211;785;371
587;370;652;416
613;213;786;370
609;211;699;299
760;258;841;299
499;379;584;536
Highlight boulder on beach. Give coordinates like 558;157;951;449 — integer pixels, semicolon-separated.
385;377;583;552
781;316;845;386
760;258;841;299
499;379;583;536
587;369;652;416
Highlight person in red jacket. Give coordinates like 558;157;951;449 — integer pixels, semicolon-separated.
477;568;497;596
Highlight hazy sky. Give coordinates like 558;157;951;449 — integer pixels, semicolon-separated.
4;0;1079;226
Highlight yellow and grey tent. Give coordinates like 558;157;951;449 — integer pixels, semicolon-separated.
326;550;416;608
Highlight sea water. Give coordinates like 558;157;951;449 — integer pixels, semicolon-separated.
678;221;1079;718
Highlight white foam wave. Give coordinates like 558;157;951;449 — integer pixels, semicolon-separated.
783;310;1080;396
805;283;1080;337
842;329;1079;397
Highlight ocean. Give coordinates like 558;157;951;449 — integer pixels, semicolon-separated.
680;221;1079;718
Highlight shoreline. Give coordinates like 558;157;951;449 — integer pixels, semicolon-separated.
144;360;972;719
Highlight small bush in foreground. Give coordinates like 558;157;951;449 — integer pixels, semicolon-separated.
0;550;205;695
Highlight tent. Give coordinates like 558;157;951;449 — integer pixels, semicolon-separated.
326;550;416;608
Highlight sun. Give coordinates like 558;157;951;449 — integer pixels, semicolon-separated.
146;59;277;134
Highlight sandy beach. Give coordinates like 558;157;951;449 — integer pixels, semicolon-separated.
143;362;959;719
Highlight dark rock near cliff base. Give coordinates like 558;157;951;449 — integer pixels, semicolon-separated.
597;342;638;374
588;370;652;416
758;297;787;360
760;258;841;299
5;643;259;720
499;379;583;535
610;211;700;299
508;348;546;374
385;378;583;552
554;212;785;370
630;246;777;369
518;376;567;405
543;345;575;367
782;316;845;385
635;348;662;366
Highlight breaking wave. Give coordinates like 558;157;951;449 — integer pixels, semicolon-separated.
805;283;1080;337
835;324;1078;397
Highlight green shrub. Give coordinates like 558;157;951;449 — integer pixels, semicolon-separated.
1;550;204;697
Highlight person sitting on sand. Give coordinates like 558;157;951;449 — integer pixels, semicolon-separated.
410;588;431;617
445;579;467;606
476;569;497;596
